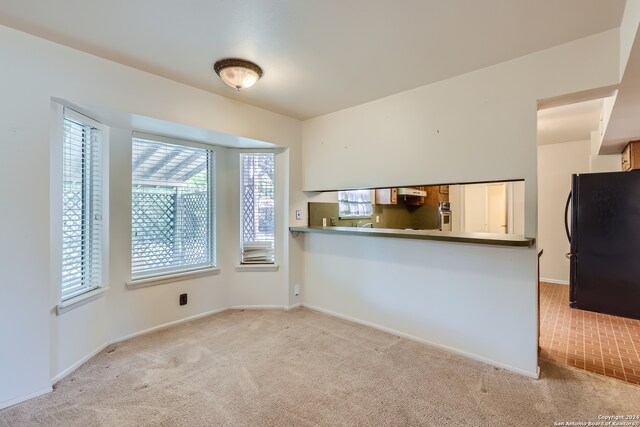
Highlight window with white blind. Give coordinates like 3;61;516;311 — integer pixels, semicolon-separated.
131;137;215;279
240;153;275;264
338;190;373;218
61;112;104;301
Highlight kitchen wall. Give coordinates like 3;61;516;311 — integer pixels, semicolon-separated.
301;29;621;376
537;140;591;284
309;202;438;230
537;136;621;284
0;24;304;409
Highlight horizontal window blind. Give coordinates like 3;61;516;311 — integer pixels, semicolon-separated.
131;137;214;278
338;190;372;217
62;114;103;301
240;153;275;264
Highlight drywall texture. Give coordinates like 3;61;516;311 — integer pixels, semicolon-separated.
303;29;620;237
537;137;622;284
0;24;302;408
537;140;591;283
301;30;621;376
304;233;538;375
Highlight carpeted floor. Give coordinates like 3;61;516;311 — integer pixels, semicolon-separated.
2;308;639;426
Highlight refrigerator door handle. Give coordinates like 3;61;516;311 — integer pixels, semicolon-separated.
564;191;572;244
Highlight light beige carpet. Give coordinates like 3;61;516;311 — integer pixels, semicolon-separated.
1;308;639;426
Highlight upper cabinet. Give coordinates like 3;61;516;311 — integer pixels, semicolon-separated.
375;188;397;205
622;141;640;171
375;186;449;206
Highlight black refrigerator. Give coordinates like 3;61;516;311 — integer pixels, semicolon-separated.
565;170;640;320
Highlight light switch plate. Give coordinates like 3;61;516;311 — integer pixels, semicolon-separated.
296;210;302;220
322;218;327;227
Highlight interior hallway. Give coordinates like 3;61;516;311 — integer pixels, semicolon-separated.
540;281;640;385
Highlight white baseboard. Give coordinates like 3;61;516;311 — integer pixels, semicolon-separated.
0;386;53;410
302;303;539;379
286;303;302;311
229;305;289;310
51;341;109;385
51;307;229;385
540;278;569;285
110;306;229;345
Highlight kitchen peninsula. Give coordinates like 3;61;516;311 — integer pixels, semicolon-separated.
290;226;534;247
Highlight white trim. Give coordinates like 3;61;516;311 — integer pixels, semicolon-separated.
63;107;105;129
235;264;279;272
286;303;302;311
540;278;569;285
228;305;287;310
57;286;110;315
0;386;53;410
302;303;539;379
126;267;221;290
109;307;228;345
51;342;109;384
132;131;219;152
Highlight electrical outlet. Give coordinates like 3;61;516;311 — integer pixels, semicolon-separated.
330;217;337;226
179;293;187;306
322;218;327;227
295;210;302;220
294;284;300;296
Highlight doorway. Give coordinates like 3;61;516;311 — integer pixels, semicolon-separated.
487;183;507;233
451;181;523;234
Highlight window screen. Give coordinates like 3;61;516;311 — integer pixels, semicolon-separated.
131;137;214;278
240;153;275;264
338;190;372;217
62;113;103;301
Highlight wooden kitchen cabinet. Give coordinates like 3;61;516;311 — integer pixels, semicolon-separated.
375;188;397;205
622;141;640;171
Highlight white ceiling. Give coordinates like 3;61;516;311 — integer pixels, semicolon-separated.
0;0;626;120
537;99;604;146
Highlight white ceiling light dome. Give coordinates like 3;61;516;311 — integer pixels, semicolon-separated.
213;58;263;91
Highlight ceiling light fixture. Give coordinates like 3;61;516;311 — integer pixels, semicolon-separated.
213;58;263;91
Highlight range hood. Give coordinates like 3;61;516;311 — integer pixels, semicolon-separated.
397;187;426;197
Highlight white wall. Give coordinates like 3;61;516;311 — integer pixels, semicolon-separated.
591;129;623;171
226;148;291;308
304;233;538;376
303;29;620;237
537;140;591;283
537;135;622;285
301;30;621;376
513;181;526;236
0;24;303;408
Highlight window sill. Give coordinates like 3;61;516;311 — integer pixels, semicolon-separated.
57;286;110;315
126;267;221;290
235;264;279;272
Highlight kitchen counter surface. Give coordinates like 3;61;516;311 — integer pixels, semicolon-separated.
289;226;535;247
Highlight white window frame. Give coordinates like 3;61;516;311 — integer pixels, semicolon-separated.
235;148;284;272
51;104;110;315
127;132;219;289
238;150;277;268
338;189;373;219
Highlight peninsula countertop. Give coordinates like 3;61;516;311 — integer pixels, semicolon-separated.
289;226;535;247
